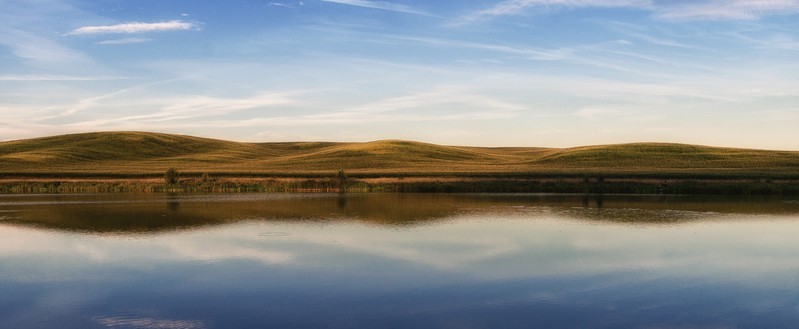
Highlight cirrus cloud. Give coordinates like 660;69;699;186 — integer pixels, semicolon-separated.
321;0;428;15
67;20;196;35
455;0;653;25
656;0;799;20
95;37;152;45
455;0;799;24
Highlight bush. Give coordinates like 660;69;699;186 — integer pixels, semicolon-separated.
164;168;179;185
336;169;348;193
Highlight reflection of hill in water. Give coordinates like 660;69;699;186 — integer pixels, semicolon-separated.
0;194;464;233
1;194;798;233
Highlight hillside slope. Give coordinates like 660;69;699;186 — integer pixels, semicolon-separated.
1;132;798;177
0;132;263;162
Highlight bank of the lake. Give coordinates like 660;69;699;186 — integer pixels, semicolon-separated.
2;176;798;195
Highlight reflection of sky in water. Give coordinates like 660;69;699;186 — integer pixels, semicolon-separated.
1;194;799;328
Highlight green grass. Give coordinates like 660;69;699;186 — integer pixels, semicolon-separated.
1;131;798;178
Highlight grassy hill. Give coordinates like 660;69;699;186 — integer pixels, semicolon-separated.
1;131;798;178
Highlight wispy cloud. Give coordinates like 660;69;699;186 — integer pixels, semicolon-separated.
606;23;700;49
455;0;652;25
62;88;522;133
328;85;526;119
754;108;799;122
0;0;102;70
28;78;187;121
386;35;574;61
455;0;799;24
0;75;127;81
356;34;573;61
268;1;305;9
0;29;92;67
58;91;299;129
656;0;799;20
574;105;663;122
95;37;151;45
143;93;297;122
67;20;196;35
321;0;428;15
574;106;623;120
186;86;526;128
367;33;684;76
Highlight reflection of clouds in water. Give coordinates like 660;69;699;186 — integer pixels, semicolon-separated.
273;215;799;284
3;196;799;328
95;316;204;329
0;225;294;283
293;219;555;270
3;213;799;286
313;233;520;270
162;239;293;264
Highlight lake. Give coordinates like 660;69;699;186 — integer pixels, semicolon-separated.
1;193;798;329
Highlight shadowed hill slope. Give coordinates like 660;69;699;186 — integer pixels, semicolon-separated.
1;132;798;177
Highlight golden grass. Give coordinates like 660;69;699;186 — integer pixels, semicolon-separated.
1;131;798;177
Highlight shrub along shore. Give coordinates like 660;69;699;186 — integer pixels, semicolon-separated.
2;173;798;196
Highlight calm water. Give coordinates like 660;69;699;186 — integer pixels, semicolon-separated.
1;193;799;329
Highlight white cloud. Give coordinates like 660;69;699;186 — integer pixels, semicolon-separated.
268;2;300;8
656;0;799;20
0;75;126;81
385;35;574;61
0;0;102;70
95;37;151;45
57;91;299;129
341;85;527;116
67;20;196;35
0;29;92;67
755;108;799;122
196;86;526;127
43;87;140;119
574;106;623;120
606;22;700;49
144;93;297;121
455;0;653;25
321;0;428;15
455;0;799;24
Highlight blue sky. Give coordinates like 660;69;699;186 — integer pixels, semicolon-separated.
2;0;798;149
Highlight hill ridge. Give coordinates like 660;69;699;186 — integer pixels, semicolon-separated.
1;131;798;177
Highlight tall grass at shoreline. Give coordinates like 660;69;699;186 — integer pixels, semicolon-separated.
2;177;798;196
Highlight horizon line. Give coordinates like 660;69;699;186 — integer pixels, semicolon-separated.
2;130;797;152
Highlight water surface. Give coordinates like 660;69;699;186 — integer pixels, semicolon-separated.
1;193;798;328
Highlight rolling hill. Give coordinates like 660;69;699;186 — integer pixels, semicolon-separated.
1;131;798;178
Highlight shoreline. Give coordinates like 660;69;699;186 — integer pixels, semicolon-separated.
1;176;797;196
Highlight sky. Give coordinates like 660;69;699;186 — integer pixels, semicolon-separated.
1;0;798;149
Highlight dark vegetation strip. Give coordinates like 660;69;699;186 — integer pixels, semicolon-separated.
3;171;799;180
2;177;798;196
383;180;799;196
